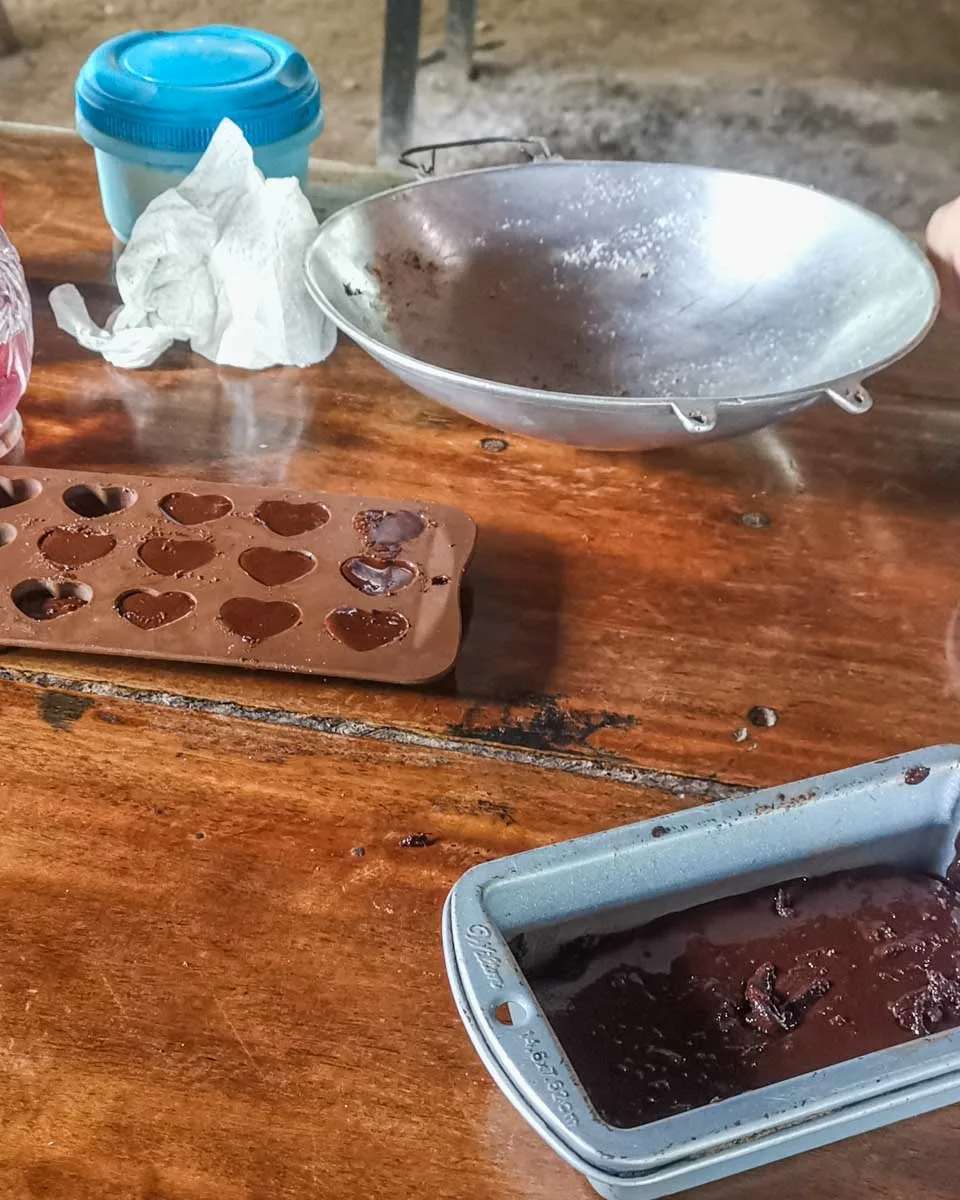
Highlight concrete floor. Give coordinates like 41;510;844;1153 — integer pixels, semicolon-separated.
2;0;960;228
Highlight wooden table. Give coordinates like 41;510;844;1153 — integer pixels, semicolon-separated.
0;123;958;1199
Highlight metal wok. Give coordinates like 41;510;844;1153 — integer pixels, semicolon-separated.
304;153;939;451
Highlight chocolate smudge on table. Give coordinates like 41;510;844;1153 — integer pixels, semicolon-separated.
399;833;436;848
38;690;94;732
449;694;636;754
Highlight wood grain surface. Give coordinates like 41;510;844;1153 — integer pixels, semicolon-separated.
5;128;960;796
0;124;958;1198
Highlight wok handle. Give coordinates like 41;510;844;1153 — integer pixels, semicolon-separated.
398;136;555;176
670;401;718;434
824;385;874;415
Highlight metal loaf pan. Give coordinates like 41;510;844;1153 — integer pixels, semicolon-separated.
443;747;960;1198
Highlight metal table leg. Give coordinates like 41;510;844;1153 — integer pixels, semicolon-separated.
445;0;477;77
0;3;19;55
378;0;422;165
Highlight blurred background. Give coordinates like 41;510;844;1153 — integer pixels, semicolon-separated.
2;0;960;228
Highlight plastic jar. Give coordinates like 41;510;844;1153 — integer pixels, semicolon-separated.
76;25;323;242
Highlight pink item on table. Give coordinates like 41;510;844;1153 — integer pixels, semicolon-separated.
0;213;32;457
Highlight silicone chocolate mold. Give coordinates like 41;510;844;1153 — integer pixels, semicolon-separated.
0;468;476;684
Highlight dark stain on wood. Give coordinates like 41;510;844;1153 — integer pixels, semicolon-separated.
37;690;94;732
449;693;636;753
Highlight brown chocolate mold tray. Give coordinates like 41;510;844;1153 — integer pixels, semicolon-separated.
0;468;476;684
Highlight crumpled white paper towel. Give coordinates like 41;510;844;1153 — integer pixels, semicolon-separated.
49;119;337;370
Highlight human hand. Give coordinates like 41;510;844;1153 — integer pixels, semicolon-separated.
926;196;960;318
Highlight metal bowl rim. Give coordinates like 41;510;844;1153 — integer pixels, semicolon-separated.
304;159;941;410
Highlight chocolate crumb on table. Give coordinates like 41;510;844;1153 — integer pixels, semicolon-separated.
399;833;435;848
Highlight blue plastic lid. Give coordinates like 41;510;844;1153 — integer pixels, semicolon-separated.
76;25;322;153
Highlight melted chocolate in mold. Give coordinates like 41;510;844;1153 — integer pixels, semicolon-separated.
159;492;233;526
516;867;960;1128
239;546;316;587
255;499;329;538
0;476;41;509
117;589;195;631
0;524;15;548
137;536;216;577
340;556;416;597
354;509;425;553
742;962;832;1034
39;527;117;569
219;597;301;643
325;606;409;651
13;579;92;621
63;483;136;519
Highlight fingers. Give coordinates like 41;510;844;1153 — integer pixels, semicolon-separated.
926;200;960;320
929;248;960;321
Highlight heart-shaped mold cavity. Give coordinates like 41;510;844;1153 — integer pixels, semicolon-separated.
0;524;16;548
39;527;117;569
159;492;233;526
254;499;329;538
137;536;216;577
63;483;137;519
340;556;416;597
13;579;93;621
219;597;301;643
325;606;409;651
239;546;316;587
0;476;41;509
117;589;196;631
354;509;425;552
